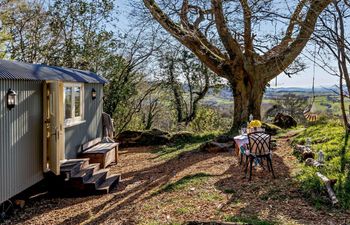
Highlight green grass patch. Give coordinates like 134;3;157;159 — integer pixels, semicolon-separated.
293;120;350;209
153;132;221;160
225;215;276;225
198;191;224;202
175;206;194;214
154;173;213;194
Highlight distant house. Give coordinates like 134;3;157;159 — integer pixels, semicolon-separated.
0;59;107;204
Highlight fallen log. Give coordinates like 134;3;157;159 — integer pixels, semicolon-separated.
316;172;339;205
294;145;338;206
305;158;323;168
294;144;309;153
293;144;315;160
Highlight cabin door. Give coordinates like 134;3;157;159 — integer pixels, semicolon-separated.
43;81;65;175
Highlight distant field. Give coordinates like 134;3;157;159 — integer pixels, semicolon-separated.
202;89;350;117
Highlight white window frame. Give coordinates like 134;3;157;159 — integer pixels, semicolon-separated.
63;83;84;127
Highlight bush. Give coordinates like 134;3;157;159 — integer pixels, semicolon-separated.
189;106;231;133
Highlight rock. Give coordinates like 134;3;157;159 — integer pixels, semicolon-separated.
200;141;233;153
273;113;297;129
117;130;143;140
170;131;194;142
262;122;282;135
147;128;169;136
117;129;170;147
214;135;233;143
140;129;171;145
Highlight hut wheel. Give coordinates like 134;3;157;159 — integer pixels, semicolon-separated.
0;200;14;221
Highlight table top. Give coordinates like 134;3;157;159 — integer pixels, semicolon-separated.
233;134;248;140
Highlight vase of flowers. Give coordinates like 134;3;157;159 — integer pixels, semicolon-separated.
248;120;262;133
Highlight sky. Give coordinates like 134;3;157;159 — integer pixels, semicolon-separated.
115;1;338;88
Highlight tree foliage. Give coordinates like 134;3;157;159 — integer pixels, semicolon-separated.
142;0;332;130
0;0;158;134
1;0;118;71
159;45;223;126
313;0;350;133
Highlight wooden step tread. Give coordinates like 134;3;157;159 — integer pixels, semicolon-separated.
60;158;89;173
96;174;120;194
85;169;109;184
82;143;118;154
71;163;100;178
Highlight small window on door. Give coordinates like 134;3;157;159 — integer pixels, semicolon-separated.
64;83;84;127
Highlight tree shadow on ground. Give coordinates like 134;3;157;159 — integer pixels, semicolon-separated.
61;148;219;225
7;135;308;225
214;151;292;209
214;138;350;224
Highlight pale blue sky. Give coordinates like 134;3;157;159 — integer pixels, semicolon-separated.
115;0;337;88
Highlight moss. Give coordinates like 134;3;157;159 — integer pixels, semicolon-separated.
262;122;282;135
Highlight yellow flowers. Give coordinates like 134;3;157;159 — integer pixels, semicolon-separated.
249;120;262;128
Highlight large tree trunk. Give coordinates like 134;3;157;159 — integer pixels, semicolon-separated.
230;74;264;132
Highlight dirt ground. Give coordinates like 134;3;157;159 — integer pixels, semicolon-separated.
3;134;350;225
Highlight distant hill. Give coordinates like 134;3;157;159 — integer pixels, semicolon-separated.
266;85;340;94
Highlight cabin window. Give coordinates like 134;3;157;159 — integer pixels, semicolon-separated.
64;83;84;127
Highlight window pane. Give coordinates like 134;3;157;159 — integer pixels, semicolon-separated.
74;87;81;117
65;87;72;119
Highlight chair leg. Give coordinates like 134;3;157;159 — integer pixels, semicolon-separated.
240;152;243;165
266;157;271;172
249;157;253;181
244;155;249;178
268;156;275;178
260;157;265;170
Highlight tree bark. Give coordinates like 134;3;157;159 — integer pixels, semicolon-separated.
230;70;264;131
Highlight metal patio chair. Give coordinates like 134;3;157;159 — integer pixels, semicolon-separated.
245;131;275;181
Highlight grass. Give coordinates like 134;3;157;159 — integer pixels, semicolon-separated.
154;173;213;194
175;206;194;215
292;120;350;209
198;191;224;202
225;215;276;225
153;132;221;160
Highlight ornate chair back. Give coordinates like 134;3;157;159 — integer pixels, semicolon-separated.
248;132;271;156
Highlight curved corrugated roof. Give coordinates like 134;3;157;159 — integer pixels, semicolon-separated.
0;60;108;84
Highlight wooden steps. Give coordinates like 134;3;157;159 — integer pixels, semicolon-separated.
80;138;119;168
51;158;120;195
96;174;120;194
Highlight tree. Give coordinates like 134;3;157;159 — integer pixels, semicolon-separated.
1;0;159;134
275;94;308;122
160;46;221;126
103;29;162;134
0;19;11;59
312;0;350;133
142;0;332;130
0;0;117;71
